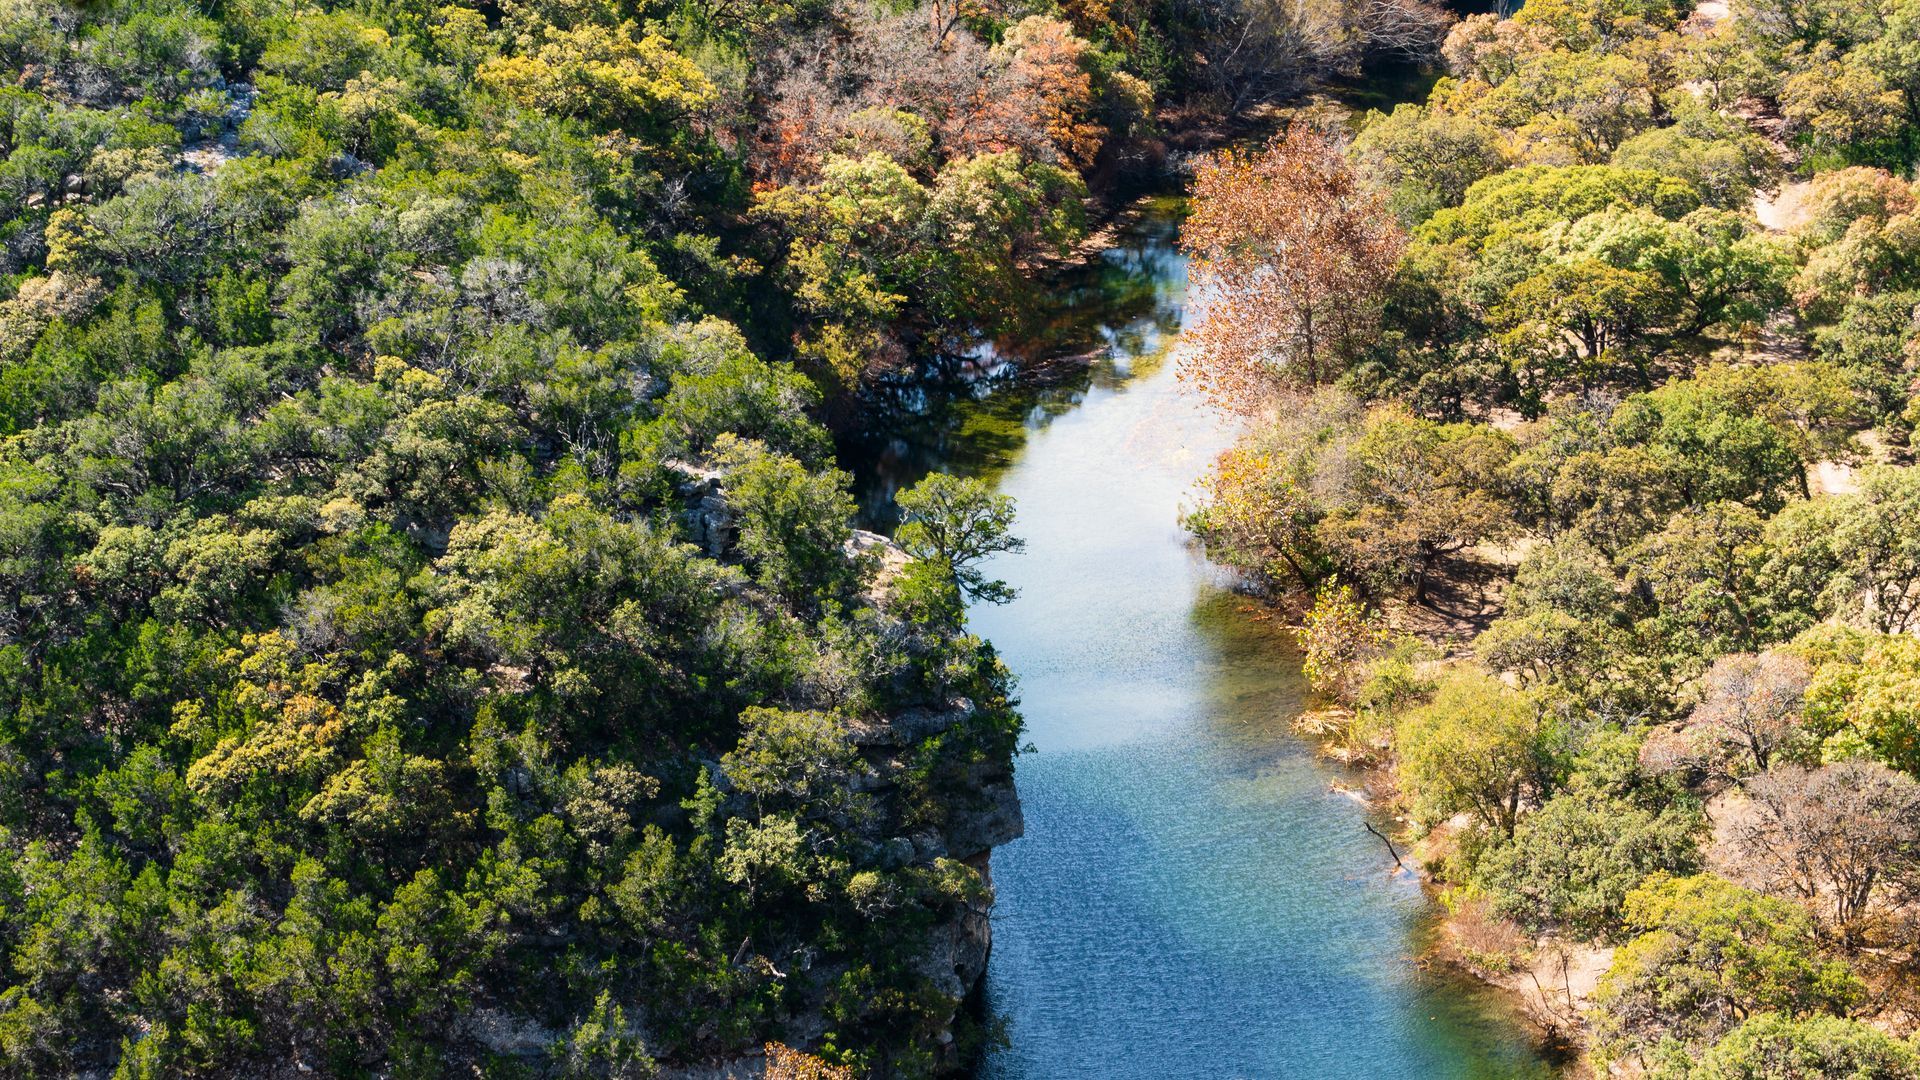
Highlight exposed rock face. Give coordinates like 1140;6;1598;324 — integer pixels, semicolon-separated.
846;527;912;598
464;1007;565;1058
178;83;255;175
851;698;1025;863
849;700;973;748
923;851;995;1005
860;700;1021;1072
652;707;1019;1078
945;778;1025;862
647;471;1022;1076
666;460;736;558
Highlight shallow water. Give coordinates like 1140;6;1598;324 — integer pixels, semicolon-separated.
841;200;1556;1079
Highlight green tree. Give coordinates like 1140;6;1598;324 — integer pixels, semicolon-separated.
1813;467;1920;634
1800;629;1920;775
894;473;1025;607
1475;537;1636;702
924;152;1086;327
1627;502;1773;663
721;707;868;826
1779;46;1906;161
1492;259;1673;393
1349;104;1505;223
1812;290;1920;421
1394;669;1569;836
718;438;859;612
1607;379;1808;512
1612;106;1780;210
552;991;658;1078
1418;166;1701;255
1592;874;1864;1063
1478;782;1701;939
1673;1013;1920;1080
1315;406;1515;602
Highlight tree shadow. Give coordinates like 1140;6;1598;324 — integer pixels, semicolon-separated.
1392;552;1510;646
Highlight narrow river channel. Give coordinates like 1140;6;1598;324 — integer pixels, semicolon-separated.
842;198;1557;1078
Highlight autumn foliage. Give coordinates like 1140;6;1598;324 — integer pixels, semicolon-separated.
1181;126;1405;411
751;11;1137;186
765;1042;859;1080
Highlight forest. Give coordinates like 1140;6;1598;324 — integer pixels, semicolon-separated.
10;0;1920;1071
1180;0;1920;1074
0;0;1457;1074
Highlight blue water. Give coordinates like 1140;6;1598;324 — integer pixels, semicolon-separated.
844;201;1555;1079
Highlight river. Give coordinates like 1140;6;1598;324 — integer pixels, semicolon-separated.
841;198;1557;1078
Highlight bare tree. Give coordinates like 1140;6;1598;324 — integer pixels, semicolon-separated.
1191;0;1451;112
1358;0;1453;59
749;3;1057;184
1689;651;1812;774
1730;761;1920;945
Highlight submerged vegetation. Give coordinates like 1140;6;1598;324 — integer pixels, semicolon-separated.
1184;0;1920;1070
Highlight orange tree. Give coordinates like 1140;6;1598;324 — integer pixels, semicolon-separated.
1181;125;1406;411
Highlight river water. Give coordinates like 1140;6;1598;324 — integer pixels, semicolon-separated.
842;198;1556;1079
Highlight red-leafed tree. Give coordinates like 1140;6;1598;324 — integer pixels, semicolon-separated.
1181;125;1406;411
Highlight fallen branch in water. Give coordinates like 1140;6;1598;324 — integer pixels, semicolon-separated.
1364;821;1406;872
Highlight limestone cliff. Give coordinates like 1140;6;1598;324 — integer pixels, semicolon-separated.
638;462;1025;1077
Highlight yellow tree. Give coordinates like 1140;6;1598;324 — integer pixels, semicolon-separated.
764;1043;857;1080
1181;125;1406;411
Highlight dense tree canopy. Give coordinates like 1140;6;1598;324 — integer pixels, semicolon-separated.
1592;874;1864;1063
0;0;1331;1068
1182;0;1920;1068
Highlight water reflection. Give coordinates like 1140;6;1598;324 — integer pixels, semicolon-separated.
839;197;1189;530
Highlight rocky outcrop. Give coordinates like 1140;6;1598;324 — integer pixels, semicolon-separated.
666;460;736;558
944;777;1024;861
178;82;255;175
652;699;1019;1079
860;700;1021;1071
846;527;911;599
851;697;1025;860
667;464;914;602
848;700;973;749
929;851;995;995
647;477;1024;1075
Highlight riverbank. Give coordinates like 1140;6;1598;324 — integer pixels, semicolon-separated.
1293;655;1598;1071
1107;0;1920;1070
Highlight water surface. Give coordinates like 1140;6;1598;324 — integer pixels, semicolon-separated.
842;200;1555;1079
